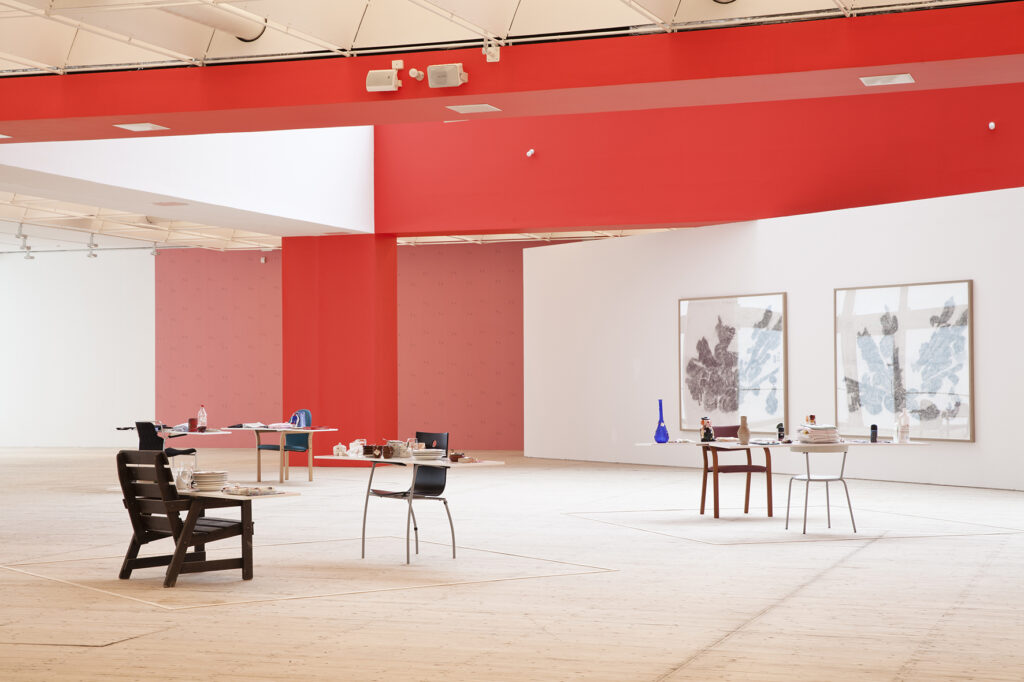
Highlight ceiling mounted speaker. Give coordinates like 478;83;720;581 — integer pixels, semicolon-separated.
427;63;469;88
366;69;402;92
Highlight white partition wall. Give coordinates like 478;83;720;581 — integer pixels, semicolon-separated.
0;250;154;447
525;186;1024;490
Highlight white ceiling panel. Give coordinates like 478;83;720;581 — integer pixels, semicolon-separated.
53;8;213;60
228;0;368;52
511;0;650;37
674;0;836;23
355;0;482;48
417;0;521;39
0;17;77;70
65;28;181;70
630;0;683;25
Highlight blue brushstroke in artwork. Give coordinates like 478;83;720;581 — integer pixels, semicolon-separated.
739;307;782;415
909;300;968;424
851;309;902;416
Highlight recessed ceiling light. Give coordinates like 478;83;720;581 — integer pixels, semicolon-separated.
859;73;915;87
445;104;501;114
113;122;170;132
153;201;187;206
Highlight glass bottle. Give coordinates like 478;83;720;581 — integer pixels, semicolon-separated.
654;399;669;443
197;404;207;433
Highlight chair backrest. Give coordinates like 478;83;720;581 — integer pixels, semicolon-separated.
415;431;449;454
116;450;189;542
135;421;165;451
286;409;312;448
715;424;740;438
412;465;448;497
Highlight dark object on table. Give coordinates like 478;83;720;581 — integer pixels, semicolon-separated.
135;421;196;457
700;417;715;442
699;424;773;519
777;422;785;441
870;424;878;443
362;431;455;564
115;450;253;588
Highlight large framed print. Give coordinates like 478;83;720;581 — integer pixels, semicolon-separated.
834;280;974;441
679;292;787;433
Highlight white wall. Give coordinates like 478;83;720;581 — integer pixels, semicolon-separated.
524;187;1024;490
0;250;154;447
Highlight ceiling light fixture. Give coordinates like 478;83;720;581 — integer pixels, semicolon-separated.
427;63;469;88
859;73;915;87
113;122;170;132
24;247;34;260
87;236;98;258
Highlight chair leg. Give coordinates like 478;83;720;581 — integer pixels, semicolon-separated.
405;495;414;565
825;480;832;529
256;448;262;483
802;479;810;535
840;479;857;533
410;505;420;555
699;468;708;515
165;504;202;588
785;478;794;529
744;471;751;514
442;498;456;559
119;535;142;579
763;448;774;518
241;501;254;580
361;465;377;559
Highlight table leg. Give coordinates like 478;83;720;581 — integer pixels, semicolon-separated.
307;433;314;482
361;463;376;558
699;447;709;514
825;480;832;528
255;431;262;483
763;448;774;517
743;449;752;514
279;432;286;483
712;450;720;519
802;452;810;535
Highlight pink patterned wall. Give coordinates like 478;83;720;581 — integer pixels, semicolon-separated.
155;249;282;448
397;242;525;451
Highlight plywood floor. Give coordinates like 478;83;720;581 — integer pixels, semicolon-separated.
2;448;1023;681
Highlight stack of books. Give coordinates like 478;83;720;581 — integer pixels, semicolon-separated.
797;423;841;443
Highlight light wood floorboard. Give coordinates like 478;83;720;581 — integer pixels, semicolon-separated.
1;448;1023;681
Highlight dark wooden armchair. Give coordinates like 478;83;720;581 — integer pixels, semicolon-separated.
116;450;253;587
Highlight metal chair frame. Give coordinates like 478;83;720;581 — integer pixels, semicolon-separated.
785;446;856;534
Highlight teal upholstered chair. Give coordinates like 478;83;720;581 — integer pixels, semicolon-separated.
256;409;314;482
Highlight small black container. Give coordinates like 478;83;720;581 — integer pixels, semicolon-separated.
777;422;785;441
870;424;878;443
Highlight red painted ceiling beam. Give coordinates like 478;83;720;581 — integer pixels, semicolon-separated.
1;3;1023;143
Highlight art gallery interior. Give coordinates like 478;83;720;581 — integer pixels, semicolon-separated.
1;1;1023;680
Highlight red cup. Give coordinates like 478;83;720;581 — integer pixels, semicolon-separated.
188;417;198;432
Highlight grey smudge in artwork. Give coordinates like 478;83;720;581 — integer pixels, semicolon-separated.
910;297;968;423
846;308;903;416
685;316;739;413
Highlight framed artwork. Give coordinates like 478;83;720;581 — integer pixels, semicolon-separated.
834;280;974;441
678;292;787;433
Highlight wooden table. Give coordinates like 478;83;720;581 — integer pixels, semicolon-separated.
227;427;338;483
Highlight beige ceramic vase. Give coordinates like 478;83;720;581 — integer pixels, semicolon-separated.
737;415;750;445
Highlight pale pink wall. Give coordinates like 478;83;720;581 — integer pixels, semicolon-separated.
155;249;282;448
397;242;525;450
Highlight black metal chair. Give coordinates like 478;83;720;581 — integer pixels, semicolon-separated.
116;450;253;587
135;421;196;458
362;431;455;563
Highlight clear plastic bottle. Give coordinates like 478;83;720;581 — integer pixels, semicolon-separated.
897;409;910;443
197;404;208;432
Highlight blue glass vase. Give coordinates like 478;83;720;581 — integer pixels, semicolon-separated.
654;399;669;443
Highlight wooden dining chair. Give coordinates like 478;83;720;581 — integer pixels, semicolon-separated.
256;408;313;481
116;450;253;587
699;425;774;519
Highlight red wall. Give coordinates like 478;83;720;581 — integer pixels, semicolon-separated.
375;83;1024;236
155;249;282;447
397;243;526;450
281;235;397;461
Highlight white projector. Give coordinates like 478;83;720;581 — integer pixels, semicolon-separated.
427;63;469;88
366;69;402;92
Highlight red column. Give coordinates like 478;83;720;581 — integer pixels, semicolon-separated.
282;234;397;465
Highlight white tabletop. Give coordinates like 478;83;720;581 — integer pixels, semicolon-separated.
178;488;301;500
225;427;338;433
163;428;231;436
315;454;504;468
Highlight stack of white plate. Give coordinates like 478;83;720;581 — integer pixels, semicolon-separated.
193;470;229;491
412;449;445;460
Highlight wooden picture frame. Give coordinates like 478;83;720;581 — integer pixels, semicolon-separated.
678;292;788;433
834;279;974;441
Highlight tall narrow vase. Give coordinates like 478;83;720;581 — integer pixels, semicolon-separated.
737;415;750;445
654;399;669;443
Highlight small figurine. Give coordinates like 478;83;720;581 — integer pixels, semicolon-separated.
700;417;715;442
